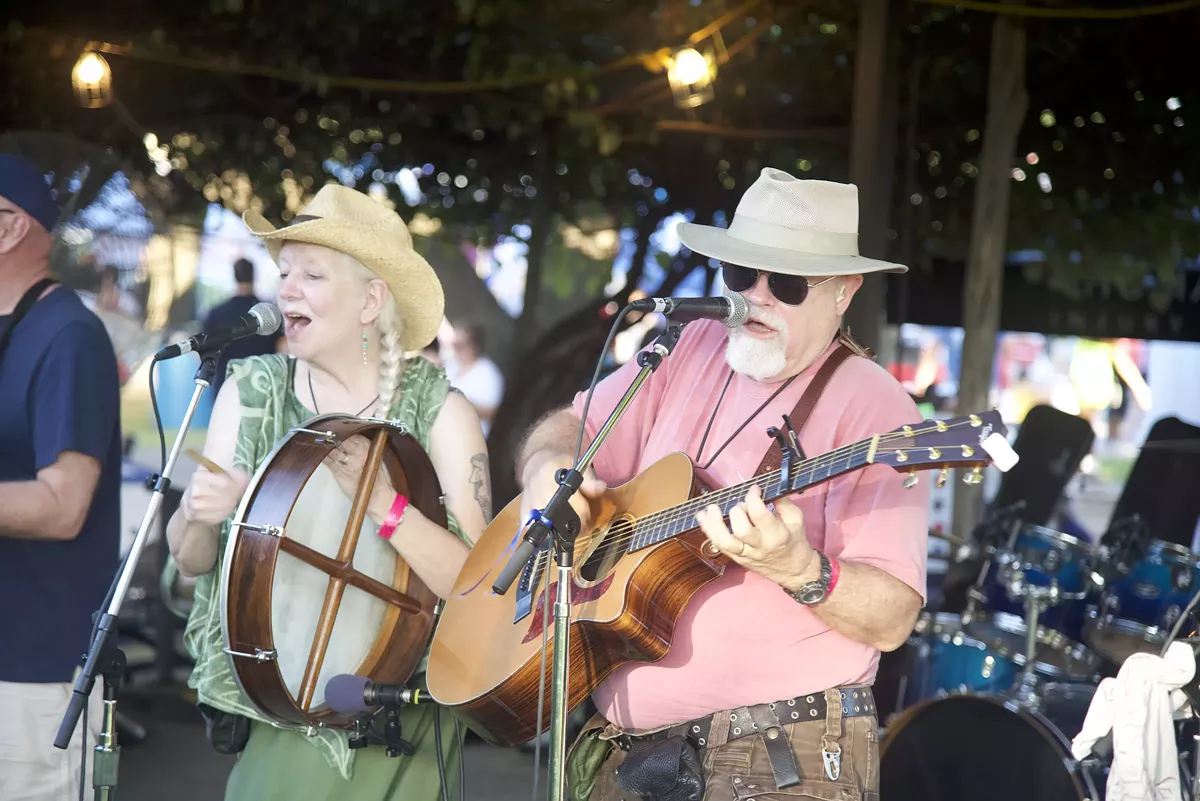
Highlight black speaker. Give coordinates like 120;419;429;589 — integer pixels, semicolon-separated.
1109;416;1200;550
989;404;1096;527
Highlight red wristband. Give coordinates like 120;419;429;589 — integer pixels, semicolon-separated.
378;493;409;541
827;555;841;597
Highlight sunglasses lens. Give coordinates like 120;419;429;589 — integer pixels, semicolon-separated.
768;275;811;306
722;265;758;293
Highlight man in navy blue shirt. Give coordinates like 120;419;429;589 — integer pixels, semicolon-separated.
0;153;120;800
202;257;281;396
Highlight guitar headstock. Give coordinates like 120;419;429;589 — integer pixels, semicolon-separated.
869;410;1018;489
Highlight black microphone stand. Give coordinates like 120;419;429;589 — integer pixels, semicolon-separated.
54;348;221;800
491;320;687;801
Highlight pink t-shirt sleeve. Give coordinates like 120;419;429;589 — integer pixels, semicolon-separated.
819;362;931;601
570;337;676;487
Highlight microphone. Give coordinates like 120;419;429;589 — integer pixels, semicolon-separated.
324;674;423;716
154;302;283;361
629;294;750;328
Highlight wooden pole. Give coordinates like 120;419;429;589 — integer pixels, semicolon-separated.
845;0;897;353
951;13;1028;540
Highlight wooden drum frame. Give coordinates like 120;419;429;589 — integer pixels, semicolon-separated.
219;413;446;731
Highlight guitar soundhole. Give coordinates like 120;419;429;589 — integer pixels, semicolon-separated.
578;517;635;584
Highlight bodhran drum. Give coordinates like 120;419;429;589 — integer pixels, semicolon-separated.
220;413;446;731
880;686;1106;801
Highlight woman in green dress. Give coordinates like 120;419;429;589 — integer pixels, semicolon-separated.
165;185;491;800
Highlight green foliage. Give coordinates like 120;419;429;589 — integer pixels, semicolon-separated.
904;5;1200;294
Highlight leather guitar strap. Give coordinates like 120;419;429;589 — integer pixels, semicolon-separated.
747;335;859;790
755;341;856;475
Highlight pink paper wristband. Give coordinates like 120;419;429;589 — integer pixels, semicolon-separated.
378;493;409;541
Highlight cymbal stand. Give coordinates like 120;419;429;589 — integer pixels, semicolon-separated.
491;322;687;801
53;349;220;800
1012;574;1057;708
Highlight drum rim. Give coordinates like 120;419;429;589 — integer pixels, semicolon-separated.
919;612;1001;655
1020;524;1094;555
218;412;422;730
1084;613;1168;646
217;413;326;727
1144;539;1196;561
970;612;1100;676
880;692;1099;800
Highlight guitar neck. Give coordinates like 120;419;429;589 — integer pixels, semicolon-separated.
628;437;876;552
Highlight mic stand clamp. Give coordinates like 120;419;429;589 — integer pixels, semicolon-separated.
53;346;223;800
491;320;687;801
383;706;416;758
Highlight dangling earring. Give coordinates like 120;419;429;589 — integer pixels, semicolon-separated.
837;286;846;304
362;327;369;364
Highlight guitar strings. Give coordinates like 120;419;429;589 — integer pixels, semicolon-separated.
523;437;892;586
522;418;985;583
565;418;984;557
630;417;978;533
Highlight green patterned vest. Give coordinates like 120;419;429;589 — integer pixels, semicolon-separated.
182;354;465;780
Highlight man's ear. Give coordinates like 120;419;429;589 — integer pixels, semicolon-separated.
0;213;33;255
836;274;864;313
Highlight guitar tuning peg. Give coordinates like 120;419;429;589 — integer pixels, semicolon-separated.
936;468;949;488
903;470;919;489
962;466;984;485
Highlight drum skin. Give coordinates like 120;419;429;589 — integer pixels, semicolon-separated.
220;414;446;731
880;689;1103;801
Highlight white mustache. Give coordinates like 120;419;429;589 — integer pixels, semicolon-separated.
745;304;786;332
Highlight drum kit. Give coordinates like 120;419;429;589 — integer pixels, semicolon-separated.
881;508;1200;800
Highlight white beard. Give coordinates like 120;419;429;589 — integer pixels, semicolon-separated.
725;308;788;382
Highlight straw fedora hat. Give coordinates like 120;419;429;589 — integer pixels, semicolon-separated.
243;185;444;351
677;167;907;277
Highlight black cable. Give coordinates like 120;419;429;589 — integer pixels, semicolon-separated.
572;307;634;464
455;717;465;801
434;706;450;801
532;554;552;801
78;700;87;801
148;359;167;472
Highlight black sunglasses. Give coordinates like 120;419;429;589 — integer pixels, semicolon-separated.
721;264;835;306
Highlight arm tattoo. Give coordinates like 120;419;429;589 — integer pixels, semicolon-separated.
469;453;492;521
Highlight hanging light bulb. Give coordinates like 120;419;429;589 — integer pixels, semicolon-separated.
667;47;715;109
72;50;113;108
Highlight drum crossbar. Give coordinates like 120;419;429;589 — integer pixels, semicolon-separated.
297;428;394;712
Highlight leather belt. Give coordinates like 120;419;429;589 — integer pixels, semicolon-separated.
622;686;876;752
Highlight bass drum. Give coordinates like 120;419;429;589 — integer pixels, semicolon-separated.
880;685;1106;801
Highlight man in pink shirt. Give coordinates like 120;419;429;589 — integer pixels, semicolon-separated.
516;168;929;800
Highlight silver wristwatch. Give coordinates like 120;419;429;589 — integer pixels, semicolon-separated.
784;552;832;606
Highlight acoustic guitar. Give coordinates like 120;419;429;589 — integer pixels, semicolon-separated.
427;411;1013;747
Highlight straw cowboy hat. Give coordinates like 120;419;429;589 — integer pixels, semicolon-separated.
677;167;908;277
243;184;444;351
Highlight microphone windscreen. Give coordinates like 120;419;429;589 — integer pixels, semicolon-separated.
324;673;369;715
725;292;750;327
250;302;283;335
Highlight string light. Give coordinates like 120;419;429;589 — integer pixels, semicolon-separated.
667;47;716;109
71;50;112;108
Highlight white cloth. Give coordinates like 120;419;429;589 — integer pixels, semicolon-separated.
1071;641;1196;801
445;356;504;437
0;679;103;801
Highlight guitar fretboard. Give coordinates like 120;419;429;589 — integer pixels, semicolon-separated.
626;443;874;552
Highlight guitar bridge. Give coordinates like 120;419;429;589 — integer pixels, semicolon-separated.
513;546;549;625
